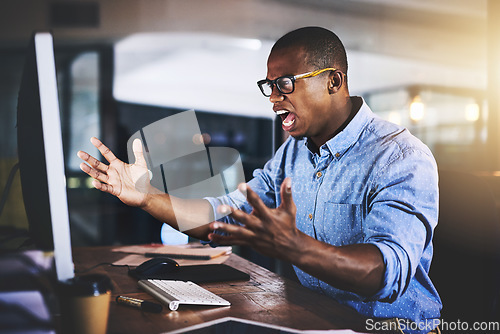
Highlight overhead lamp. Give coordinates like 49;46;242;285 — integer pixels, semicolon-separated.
410;95;425;122
465;102;480;122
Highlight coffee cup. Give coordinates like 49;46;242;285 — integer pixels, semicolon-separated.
57;274;113;334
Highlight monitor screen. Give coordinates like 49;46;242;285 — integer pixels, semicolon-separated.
17;32;75;281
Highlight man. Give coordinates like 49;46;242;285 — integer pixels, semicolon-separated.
78;27;441;333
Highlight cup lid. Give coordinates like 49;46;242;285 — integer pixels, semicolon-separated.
59;274;113;297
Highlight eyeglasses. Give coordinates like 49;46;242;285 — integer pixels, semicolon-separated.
257;67;337;97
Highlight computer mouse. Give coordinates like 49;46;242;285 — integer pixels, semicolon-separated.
135;257;180;276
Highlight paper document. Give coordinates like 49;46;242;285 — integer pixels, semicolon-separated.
112;253;229;267
112;243;232;263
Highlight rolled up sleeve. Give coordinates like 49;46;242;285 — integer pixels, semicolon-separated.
363;148;438;302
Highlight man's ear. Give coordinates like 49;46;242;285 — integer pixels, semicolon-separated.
328;71;344;94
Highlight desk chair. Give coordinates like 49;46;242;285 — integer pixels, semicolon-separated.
430;169;500;323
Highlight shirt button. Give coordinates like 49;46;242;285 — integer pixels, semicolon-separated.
335;152;340;158
316;171;322;178
308;213;313;219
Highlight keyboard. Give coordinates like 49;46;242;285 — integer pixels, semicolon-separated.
138;279;231;311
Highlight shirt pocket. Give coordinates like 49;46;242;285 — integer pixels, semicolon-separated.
320;203;363;246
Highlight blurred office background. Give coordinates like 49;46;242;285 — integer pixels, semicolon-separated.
0;0;499;274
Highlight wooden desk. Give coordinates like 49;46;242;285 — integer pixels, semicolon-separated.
73;246;368;333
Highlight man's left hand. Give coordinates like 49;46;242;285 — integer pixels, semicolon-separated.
208;177;301;260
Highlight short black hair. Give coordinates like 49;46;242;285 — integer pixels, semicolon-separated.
271;26;348;75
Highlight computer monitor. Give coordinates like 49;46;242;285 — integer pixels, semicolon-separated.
17;32;75;281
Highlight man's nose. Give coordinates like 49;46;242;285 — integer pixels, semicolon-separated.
269;86;284;103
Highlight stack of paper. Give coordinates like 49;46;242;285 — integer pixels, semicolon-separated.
143;245;232;260
111;244;232;266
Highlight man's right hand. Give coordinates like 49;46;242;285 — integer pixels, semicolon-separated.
77;137;152;208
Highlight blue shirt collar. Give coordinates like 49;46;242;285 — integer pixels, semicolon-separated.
306;96;373;160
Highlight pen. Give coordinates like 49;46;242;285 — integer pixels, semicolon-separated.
116;295;163;313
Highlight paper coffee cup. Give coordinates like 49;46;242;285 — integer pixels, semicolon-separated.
58;274;113;334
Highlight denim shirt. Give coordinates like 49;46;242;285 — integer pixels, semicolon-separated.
206;97;441;333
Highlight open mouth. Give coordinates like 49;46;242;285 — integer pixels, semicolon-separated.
276;110;296;128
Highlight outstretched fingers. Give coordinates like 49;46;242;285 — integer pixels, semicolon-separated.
78;160;109;184
77;137;120;186
218;204;264;233
240;183;270;219
91;137;118;164
279;177;296;215
77;150;109;173
208;220;256;245
77;148;111;182
91;179;116;195
132;138;148;168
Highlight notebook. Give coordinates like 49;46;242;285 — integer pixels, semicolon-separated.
128;264;250;283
